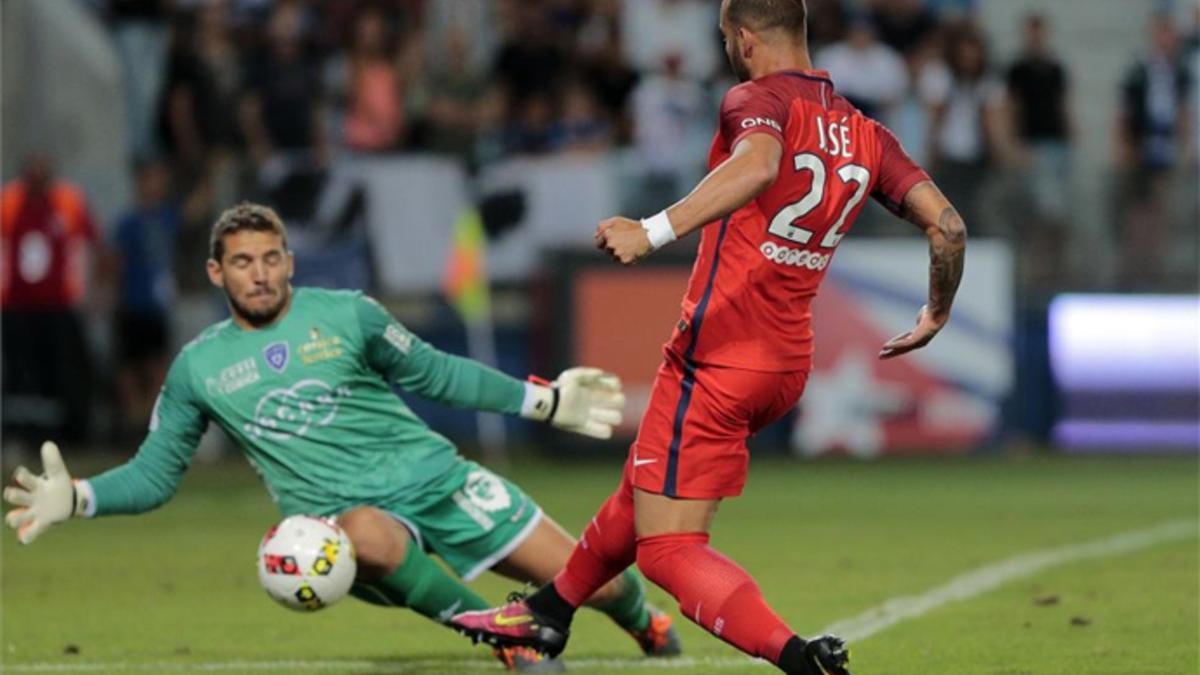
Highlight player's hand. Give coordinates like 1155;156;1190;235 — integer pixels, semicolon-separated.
878;305;947;360
523;368;625;439
4;441;85;544
596;217;652;265
552;367;625;439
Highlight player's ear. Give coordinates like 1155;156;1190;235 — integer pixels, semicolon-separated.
286;250;295;280
737;26;755;57
206;258;224;289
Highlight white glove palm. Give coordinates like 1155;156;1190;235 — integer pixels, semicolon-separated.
523;367;626;439
4;442;82;544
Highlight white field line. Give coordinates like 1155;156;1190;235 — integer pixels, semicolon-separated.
4;519;1195;673
818;518;1197;642
0;656;755;672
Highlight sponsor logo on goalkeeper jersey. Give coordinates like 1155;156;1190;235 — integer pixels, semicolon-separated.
385;323;413;354
760;241;832;271
299;330;345;366
465;470;512;513
205;357;260;396
451;469;514;531
245;378;352;441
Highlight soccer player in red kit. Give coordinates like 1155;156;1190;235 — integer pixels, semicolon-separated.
452;1;966;672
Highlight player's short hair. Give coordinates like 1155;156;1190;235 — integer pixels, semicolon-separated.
210;202;289;262
726;0;807;39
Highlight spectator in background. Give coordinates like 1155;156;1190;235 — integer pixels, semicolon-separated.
549;79;614;153
621;0;719;81
554;80;613;154
473;83;512;167
422;28;489;163
504;91;559;157
816;16;908;125
341;5;404;152
109;0;171;160
1115;12;1195;288
544;0;590;44
239;0;327;168
1190;3;1200;163
576;0;640;141
158;1;241;184
1;155;98;444
869;0;939;56
1186;2;1200;59
629;53;706;214
492;2;567;107
806;0;849;50
112;157;179;438
922;21;1006;232
1118;13;1193;172
1006;13;1073;288
891;32;947;168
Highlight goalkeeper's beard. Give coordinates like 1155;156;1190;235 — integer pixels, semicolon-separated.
227;282;292;328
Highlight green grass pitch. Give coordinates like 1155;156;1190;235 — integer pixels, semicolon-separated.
2;453;1196;674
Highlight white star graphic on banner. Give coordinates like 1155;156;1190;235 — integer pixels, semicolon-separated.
791;351;912;458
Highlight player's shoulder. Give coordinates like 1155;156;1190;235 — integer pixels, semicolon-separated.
723;74;789;105
736;70;833;100
291;286;371;315
170;319;234;386
174;321;233;379
181;320;232;354
293;286;363;304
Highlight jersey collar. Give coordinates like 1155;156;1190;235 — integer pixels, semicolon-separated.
776;69;834;84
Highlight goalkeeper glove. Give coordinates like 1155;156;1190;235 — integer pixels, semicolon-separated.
522;367;625;439
4;441;90;544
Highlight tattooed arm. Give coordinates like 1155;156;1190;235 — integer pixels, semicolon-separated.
879;181;967;360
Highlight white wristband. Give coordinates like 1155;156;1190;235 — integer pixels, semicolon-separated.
641;211;677;250
74;479;96;518
520;382;557;421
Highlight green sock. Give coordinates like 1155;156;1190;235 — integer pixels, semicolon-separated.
594;568;651;632
350;543;490;623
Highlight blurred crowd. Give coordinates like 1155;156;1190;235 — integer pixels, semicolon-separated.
3;0;1198;445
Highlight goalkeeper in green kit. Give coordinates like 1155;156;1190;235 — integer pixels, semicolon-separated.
4;203;681;671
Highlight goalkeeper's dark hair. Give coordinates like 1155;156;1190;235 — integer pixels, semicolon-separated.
209;202;289;261
726;0;807;40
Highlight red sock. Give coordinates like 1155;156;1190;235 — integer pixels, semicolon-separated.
636;532;795;664
552;468;638;607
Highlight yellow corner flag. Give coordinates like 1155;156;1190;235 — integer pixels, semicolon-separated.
443;207;491;324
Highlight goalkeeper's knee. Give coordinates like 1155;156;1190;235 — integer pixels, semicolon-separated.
337;506;410;580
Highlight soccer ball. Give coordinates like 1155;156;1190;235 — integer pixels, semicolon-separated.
257;515;356;611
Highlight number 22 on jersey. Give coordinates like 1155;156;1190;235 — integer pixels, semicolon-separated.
767;115;871;250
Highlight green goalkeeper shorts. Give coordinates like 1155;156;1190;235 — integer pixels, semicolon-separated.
379;459;543;581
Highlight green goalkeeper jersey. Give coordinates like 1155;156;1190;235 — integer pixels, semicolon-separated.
87;288;526;517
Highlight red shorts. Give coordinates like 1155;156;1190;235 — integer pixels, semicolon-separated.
628;348;808;499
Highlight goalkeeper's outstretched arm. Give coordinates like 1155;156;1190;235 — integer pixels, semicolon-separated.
4;353;207;543
355;294;624;439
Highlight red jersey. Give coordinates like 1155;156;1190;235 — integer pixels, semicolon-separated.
664;69;929;372
0;180;96;310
